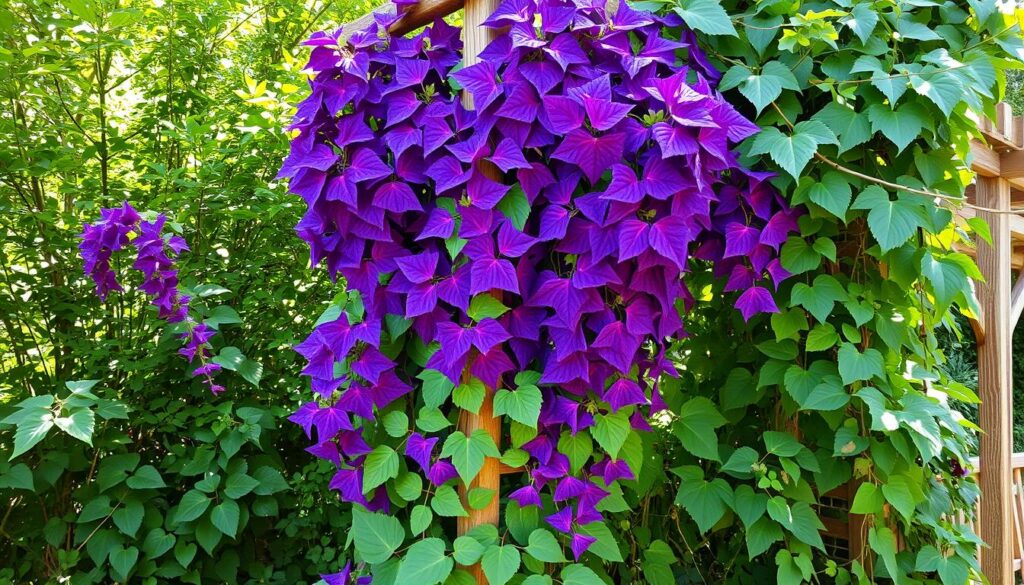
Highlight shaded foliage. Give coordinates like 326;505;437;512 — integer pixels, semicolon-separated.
0;0;374;582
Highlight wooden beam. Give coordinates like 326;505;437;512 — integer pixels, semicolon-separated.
340;0;463;41
976;174;1014;585
972;140;1002;177
1012;265;1024;330
1001;149;1024;180
455;1;502;583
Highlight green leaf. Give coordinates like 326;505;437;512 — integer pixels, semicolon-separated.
867;103;926;153
112;500;144;537
252;466;288;495
591;410;631;459
453;378;486;414
0;463;34;491
441;430;500;485
195;517;222;554
674;467;731;533
175;490;212;523
125;465;165;490
910;69;963;117
672;397;725;461
174;539;197;568
852;56;909;105
721;447;759;478
807;172;852;219
383;411;409;438
780;236;823;274
882;475;923;520
497;185;530;230
481;545;521;585
844;3;878;43
109;545;139;580
432;484;468;517
468;295;509;321
54;408;95;445
418;369;455;408
853;186;921;251
224;472;260;498
352;507;405;563
453;535;485;565
363;445;400;493
837;343;885;384
813;102;871;154
850;483;884;514
763;431;803;457
732;485;768;528
562;564;603;585
806;324;839;352
749;121;836;179
576;519;623;561
558;431;593;474
493;384;542;428
468;487;495;510
767;498;825;550
728;61;800;114
212;346;263;386
526;528;567;563
746;517;783;558
395;538;453;585
204;305;241;328
142;528;175;559
411;505;433;535
802;380;849;411
673;0;737;36
211;499;240;537
395;471;423;502
417;406;453;432
10;409;54;460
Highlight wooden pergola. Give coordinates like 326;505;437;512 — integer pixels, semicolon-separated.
344;1;1024;582
964;104;1024;585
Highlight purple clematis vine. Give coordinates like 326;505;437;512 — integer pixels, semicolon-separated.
283;0;796;565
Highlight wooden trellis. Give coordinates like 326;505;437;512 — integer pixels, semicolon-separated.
343;1;1024;582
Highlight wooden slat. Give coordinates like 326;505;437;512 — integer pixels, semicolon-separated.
972;140;1002;177
976;174;1014;585
340;0;463;42
455;1;502;583
1011;265;1024;330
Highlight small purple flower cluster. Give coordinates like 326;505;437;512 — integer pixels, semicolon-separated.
79;202;224;394
282;0;798;571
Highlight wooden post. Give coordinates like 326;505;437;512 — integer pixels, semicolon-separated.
976;174;1013;585
457;2;502;583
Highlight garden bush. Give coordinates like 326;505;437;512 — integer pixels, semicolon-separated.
0;0;372;582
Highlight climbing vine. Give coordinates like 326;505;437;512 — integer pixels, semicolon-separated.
280;0;1024;583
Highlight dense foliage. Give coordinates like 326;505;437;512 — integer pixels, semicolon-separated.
279;0;1024;584
4;0;1024;583
0;0;374;583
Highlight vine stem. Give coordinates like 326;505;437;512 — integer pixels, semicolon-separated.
813;153;1023;215
768;101;1024;216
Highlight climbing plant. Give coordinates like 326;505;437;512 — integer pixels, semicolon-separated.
281;0;1024;583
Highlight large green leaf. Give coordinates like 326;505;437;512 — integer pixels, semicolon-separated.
10;408;54;460
590;410;631;459
352;507;405;563
363;445;400;493
493;384;542;428
395;538;453;585
481;545;521;585
749;121;836;179
672;397;725;461
441;430;500;485
210;499;240;537
672;0;736;36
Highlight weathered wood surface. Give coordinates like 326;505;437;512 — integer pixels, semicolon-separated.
339;0;462;42
976;174;1014;585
